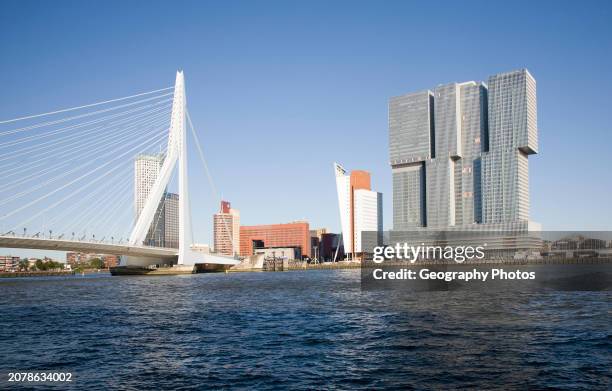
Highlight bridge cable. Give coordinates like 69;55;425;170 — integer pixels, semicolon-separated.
0;124;168;207
8;130;168;232
0;108;168;178
0;101;171;165
0;96;172;148
0;86;173;125
3;129;168;224
186;108;236;255
1;113;170;191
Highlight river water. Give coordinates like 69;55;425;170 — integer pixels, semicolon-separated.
0;269;610;390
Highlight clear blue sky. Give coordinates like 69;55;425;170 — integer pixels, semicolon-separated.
1;0;611;257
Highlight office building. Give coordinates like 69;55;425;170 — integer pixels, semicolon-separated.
310;228;327;261
389;69;539;234
213;201;240;256
334;163;383;259
134;154;165;217
134;154;179;248
135;154;165;246
240;221;310;258
310;228;328;240
163;193;179;249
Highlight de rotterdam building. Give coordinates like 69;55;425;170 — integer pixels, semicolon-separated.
389;69;539;237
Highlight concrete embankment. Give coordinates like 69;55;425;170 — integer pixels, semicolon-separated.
262;259;362;271
110;265;198;276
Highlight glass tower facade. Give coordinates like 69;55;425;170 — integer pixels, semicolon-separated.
389;69;538;232
134;154;180;248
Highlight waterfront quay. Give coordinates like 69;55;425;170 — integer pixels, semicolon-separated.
238;256;612;273
6;257;612;278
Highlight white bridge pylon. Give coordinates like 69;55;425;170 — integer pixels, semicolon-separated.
127;71;237;267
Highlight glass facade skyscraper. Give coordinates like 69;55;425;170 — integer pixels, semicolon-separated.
389;69;539;233
134;154;179;248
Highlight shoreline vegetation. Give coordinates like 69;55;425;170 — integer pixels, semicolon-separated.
0;257;108;278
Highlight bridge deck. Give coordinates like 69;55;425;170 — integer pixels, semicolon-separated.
0;236;178;259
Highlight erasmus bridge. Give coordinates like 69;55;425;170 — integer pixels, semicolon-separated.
0;71;238;269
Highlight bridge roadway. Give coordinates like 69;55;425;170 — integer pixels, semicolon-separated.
0;235;177;260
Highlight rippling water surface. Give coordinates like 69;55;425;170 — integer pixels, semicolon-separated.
0;270;610;390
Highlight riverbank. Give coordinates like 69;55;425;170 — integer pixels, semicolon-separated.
235;257;612;273
73;257;612;277
0;270;75;278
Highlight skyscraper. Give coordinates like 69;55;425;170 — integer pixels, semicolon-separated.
163;192;179;249
134;154;179;248
481;70;538;224
334;163;383;259
389;69;538;233
134;154;165;246
213;201;240;256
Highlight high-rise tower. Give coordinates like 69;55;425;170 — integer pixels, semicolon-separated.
134;154;179;248
213;201;240;256
134;154;165;246
389;69;538;232
334;163;383;259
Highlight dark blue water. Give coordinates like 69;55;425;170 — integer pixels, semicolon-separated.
0;269;610;390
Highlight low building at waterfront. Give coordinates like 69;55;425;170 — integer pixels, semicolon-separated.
103;255;120;268
319;233;344;262
240;221;310;258
191;243;211;254
310;228;328;261
254;246;302;261
66;252;119;268
0;255;21;272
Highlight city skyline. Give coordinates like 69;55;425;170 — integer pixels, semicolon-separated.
1;1;612;260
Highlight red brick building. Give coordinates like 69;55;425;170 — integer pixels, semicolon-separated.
103;255;120;268
240;221;310;258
